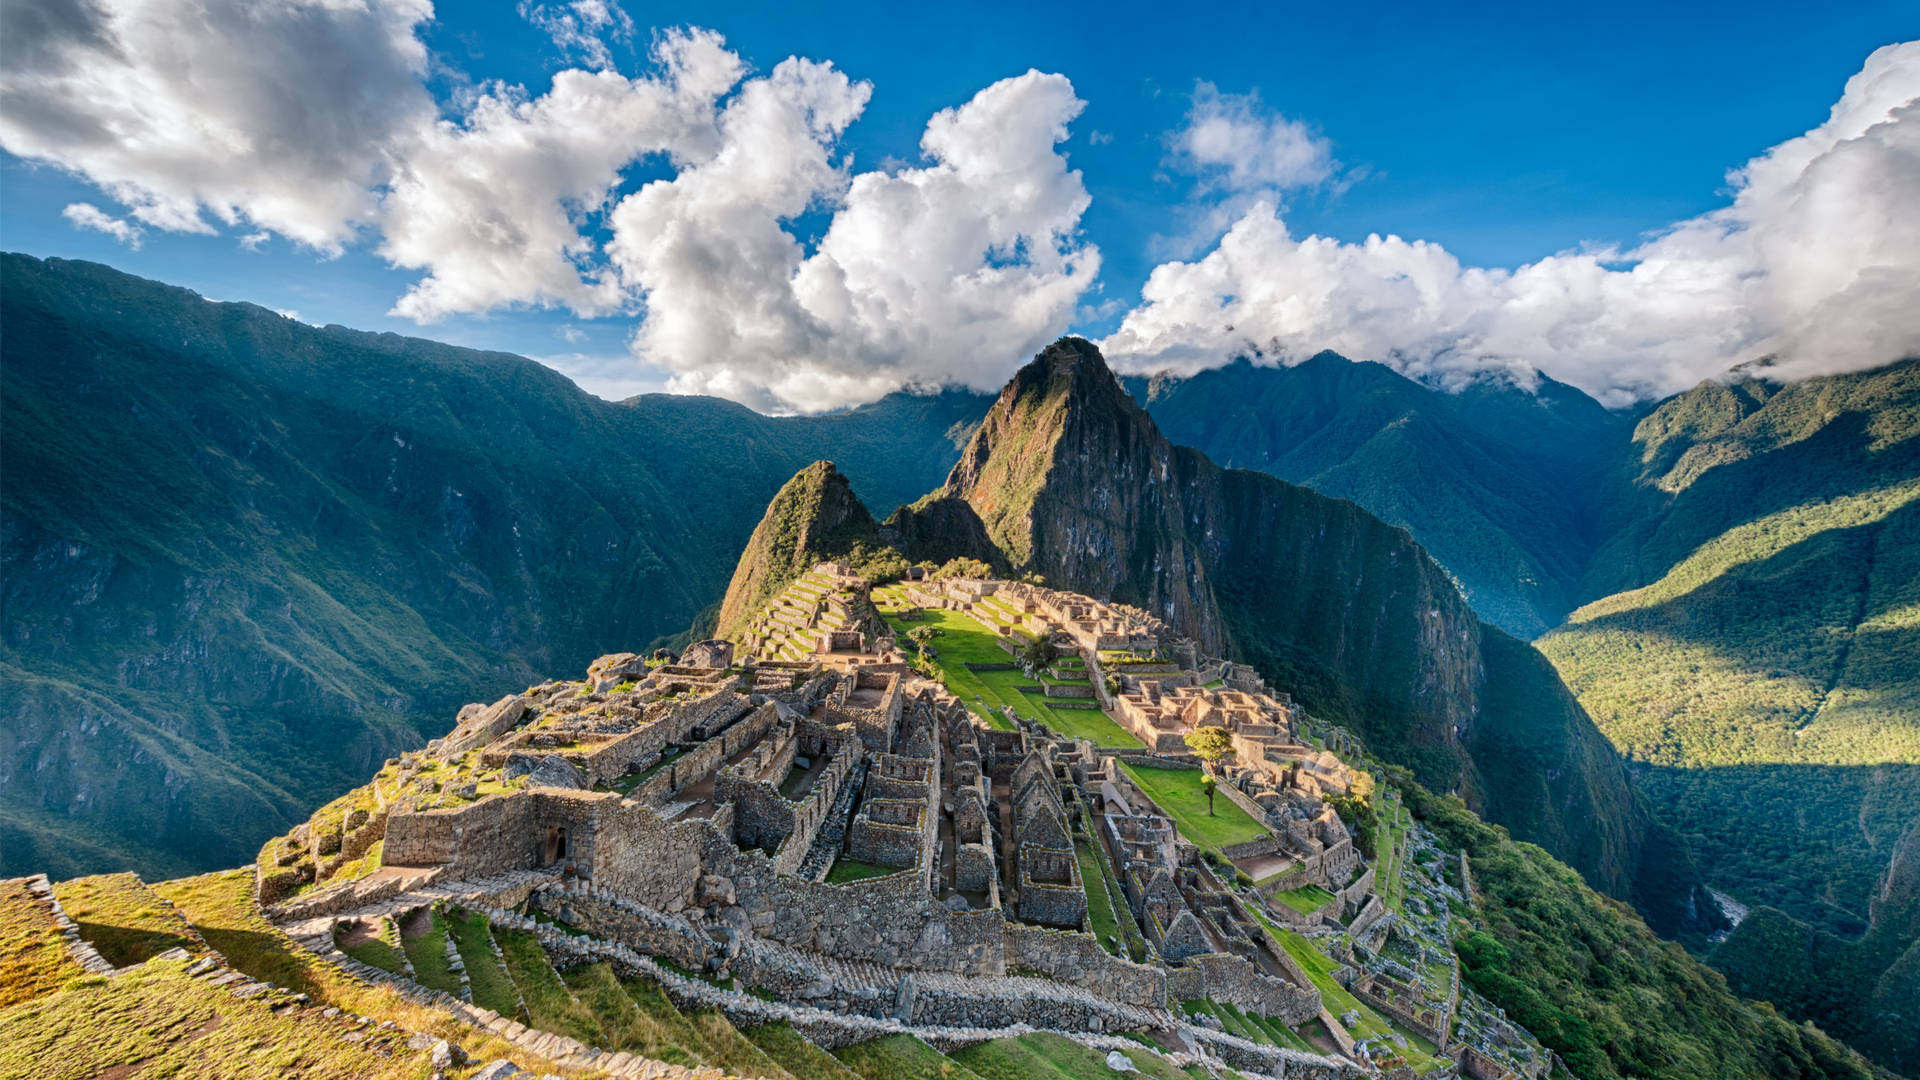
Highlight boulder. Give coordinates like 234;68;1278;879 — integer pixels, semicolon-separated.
680;639;734;669
1106;1049;1138;1072
468;1063;522;1080
525;755;586;790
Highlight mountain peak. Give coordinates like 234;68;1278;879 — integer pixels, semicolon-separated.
713;460;880;640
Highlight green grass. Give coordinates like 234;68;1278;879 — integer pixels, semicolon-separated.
1273;884;1337;915
746;1023;864;1080
826;858;900;884
1075;841;1124;956
1118;763;1268;851
445;908;518;1016
877;604;1141;744
1253;912;1446;1073
495;927;605;1046
50;872;200;968
952;1031;1190;1080
0;956;429;1080
336;922;408;975
148;871;547;1070
562;962;704;1068
398;909;460;995
618;976;714;1068
835;1033;985;1080
1;876;82;1009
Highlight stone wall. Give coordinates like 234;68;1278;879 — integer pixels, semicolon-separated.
383;792;538;876
771;733;862;877
1220;834;1285;861
846;799;925;868
1348;894;1388;938
1015;843;1087;929
1337;866;1375;916
1002;924;1167;1009
1179;952;1320;1025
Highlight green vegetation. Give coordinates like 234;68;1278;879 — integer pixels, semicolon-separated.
496;927;605;1045
826;858;899;884
445;907;519;1016
1075;840;1127;957
1252;913;1446;1072
835;1033;985;1080
398;908;460;996
0;956;427;1080
874;600;1140;745
1272;884;1336;915
1405;784;1878;1080
151;870;548;1069
951;1031;1190;1080
0;876;80;1008
1118;763;1267;851
51;872;200;967
745;1022;865;1080
335;918;408;975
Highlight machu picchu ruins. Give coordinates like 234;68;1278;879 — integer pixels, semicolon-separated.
54;537;1551;1080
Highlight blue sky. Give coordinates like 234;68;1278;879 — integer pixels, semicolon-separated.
3;0;1915;408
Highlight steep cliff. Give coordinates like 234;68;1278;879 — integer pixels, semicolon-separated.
905;338;1708;931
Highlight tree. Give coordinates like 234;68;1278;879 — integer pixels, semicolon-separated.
1019;631;1057;672
1200;773;1218;816
1184;725;1235;774
906;625;940;654
932;556;993;581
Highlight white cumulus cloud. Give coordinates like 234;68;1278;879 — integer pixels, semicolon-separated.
61;202;142;247
1105;42;1920;404
609;68;1099;412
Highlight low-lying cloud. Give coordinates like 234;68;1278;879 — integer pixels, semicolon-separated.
2;2;1914;410
1104;42;1920;404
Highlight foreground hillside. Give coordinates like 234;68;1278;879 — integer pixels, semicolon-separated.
0;253;988;881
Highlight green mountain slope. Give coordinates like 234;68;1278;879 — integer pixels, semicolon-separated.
0;253;986;881
1128;354;1626;637
894;337;1714;936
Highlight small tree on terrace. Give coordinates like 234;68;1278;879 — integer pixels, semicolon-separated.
906;624;941;654
1019;630;1057;673
1184;725;1235;775
1199;774;1218;816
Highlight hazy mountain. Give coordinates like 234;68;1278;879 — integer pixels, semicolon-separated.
1125;355;1626;638
0;253;989;881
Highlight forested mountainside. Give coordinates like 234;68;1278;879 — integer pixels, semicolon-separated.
1127;356;1626;639
887;338;1713;937
0;253;988;882
1127;347;1920;1072
1539;360;1920;1072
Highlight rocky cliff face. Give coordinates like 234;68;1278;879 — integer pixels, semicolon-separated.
910;338;1709;931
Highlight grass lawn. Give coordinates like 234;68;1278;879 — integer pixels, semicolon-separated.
51;873;201;968
0;956;427;1080
445;907;519;1016
1119;763;1269;851
1;876;82;1009
747;1021;864;1079
1075;841;1123;956
399;909;460;995
1254;912;1447;1073
878;601;1143;746
836;1033;984;1080
1273;884;1337;915
149;870;545;1070
953;1031;1191;1080
495;927;605;1047
826;858;901;884
337;921;408;975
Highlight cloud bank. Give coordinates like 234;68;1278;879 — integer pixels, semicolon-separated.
1;2;1914;410
1104;42;1920;404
